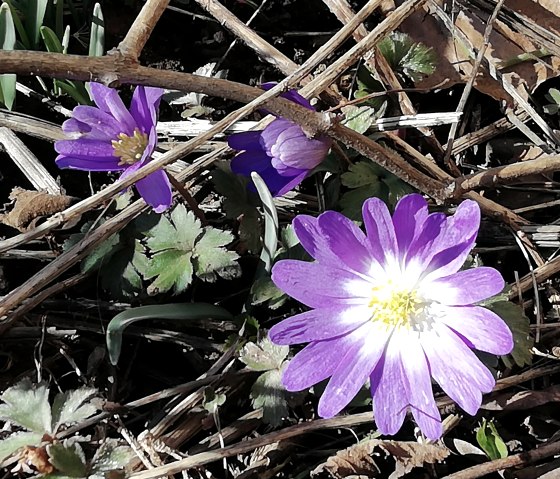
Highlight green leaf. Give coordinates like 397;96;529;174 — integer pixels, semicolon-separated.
0;379;51;433
2;0;29;49
47;442;87;477
0;431;43;462
88;3;104;57
378;32;436;83
341;161;381;189
340;160;412;221
252;172;279;274
486;301;533;368
353;64;386;109
194;227;239;282
476;418;508;460
239;336;289;372
211;165;261;252
0;3;17;110
251;368;289;426
40;25;63;52
106;303;233;365
341;105;380;134
144;249;193;295
51;388;98;432
90;439;134;475
142;204;239;294
27;0;49;48
202;387;226;414
250;276;287;310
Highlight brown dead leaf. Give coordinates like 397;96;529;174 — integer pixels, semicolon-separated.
397;0;560;101
311;439;449;479
483;385;560;411
0;187;74;232
18;446;54;475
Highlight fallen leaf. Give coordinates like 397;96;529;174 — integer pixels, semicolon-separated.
311;439;449;478
397;0;560;101
0;187;74;231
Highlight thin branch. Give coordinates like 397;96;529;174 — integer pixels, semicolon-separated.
441;440;560;479
450;155;560;197
116;0;171;60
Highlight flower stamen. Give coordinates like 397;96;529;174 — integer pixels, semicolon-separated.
368;284;422;329
112;129;148;166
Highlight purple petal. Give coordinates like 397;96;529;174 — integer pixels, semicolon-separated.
55;155;122;171
55;139;116;160
260;118;294;156
370;339;408;435
271;259;371;309
422;325;495;415
437;305;514;355
130;85;162;133
228;131;263;151
231;151;271;175
260;82;315;110
62;118;93;136
134;169;173;213
318;323;389;418
317;211;381;276
293;214;336;262
272;131;330;170
392;193;429;257
282;338;345;391
72;105;124;139
363;197;398;266
89;83;136;135
423;200;481;280
262;168;307;197
399;333;442;440
269;303;371;345
422;267;504;306
404;213;446;272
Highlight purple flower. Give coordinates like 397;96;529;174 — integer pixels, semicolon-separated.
269;194;513;439
228;83;331;196
55;83;172;213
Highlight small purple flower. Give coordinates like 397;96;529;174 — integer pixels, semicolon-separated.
228;83;331;196
270;194;513;439
55;83;172;213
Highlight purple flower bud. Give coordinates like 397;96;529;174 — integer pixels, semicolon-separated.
228;83;331;196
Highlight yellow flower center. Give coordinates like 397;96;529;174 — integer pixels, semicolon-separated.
368;283;422;329
112;129;148;166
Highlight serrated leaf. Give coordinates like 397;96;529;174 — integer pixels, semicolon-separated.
342;105;380;134
0;431;43;462
340;183;385;221
144;249;193;295
51;388;98;432
476;418;508;460
211;166;261;252
341;161;381;189
81;232;121;273
353;64;386;109
251;368;288;426
250;276;287;309
239;337;289;372
90;439;134;474
486;301;533;367
0;379;51;433
142;204;239;294
378;32;436;83
47;442;87;477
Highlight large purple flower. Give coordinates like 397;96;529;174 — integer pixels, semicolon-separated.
55;83;172;213
270;194;513;439
228;83;331;196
